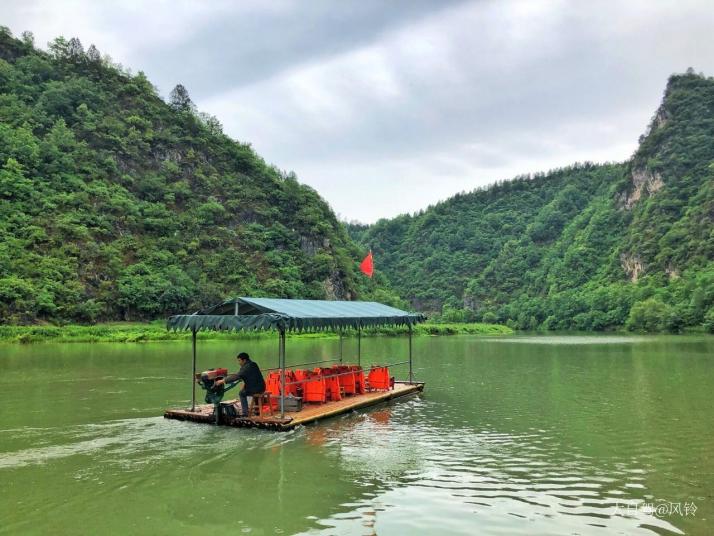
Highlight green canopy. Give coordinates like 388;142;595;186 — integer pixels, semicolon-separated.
167;297;426;333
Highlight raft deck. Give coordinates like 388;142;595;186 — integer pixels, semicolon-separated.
164;381;424;431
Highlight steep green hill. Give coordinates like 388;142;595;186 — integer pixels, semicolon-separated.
354;71;714;332
0;29;395;323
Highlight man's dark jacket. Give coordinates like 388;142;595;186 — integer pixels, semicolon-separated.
228;359;265;395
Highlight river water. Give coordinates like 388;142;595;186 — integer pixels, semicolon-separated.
0;334;712;535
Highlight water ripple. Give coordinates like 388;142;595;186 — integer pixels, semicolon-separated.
296;397;689;535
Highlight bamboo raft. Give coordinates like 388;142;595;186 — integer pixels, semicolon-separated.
164;381;424;431
164;297;427;432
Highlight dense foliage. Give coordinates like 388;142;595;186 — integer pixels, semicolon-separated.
0;320;511;344
0;29;400;323
353;71;714;332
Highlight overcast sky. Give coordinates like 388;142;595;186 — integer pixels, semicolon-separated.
4;0;714;222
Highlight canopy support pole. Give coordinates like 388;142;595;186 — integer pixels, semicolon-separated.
279;328;286;419
191;328;197;411
357;324;362;366
408;324;413;384
339;330;343;363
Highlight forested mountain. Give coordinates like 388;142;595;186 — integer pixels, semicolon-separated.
0;28;395;323
352;71;714;332
3;25;712;332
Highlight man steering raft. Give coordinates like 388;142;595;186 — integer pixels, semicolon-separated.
215;352;266;417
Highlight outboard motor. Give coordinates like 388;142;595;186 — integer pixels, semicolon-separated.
195;368;229;403
195;368;239;423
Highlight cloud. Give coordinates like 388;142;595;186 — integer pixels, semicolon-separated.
4;0;714;222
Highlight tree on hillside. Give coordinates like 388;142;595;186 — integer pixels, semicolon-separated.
87;44;100;63
20;31;34;47
67;37;84;59
198;112;223;135
169;83;195;113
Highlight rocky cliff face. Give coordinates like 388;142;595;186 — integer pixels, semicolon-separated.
620;253;645;282
618;168;664;210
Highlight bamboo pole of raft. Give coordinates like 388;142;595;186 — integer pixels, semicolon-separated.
279;328;286;418
191;328;197;412
408;324;413;384
357;323;362;366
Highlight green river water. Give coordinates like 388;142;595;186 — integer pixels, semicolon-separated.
0;334;712;535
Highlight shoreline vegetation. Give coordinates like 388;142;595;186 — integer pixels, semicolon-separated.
0;321;513;344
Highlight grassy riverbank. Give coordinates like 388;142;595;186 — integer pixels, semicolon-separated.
0;321;512;344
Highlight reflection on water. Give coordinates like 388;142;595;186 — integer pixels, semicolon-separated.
488;335;655;345
297;398;686;535
0;335;712;535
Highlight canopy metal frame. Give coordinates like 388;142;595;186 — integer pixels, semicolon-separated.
173;298;425;419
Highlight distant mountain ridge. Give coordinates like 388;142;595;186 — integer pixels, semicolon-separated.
0;28;400;323
352;71;714;332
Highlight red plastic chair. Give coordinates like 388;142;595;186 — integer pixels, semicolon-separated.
302;374;326;403
336;367;356;395
324;374;342;401
265;371;280;396
349;365;366;394
368;366;391;391
266;370;299;402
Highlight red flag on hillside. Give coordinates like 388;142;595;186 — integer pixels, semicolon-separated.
359;251;374;278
